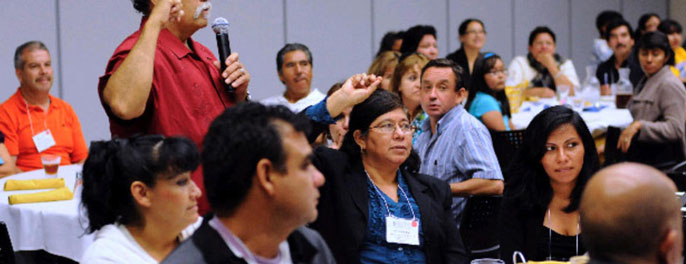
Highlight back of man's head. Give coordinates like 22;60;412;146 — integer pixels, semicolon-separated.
580;163;682;264
202;102;310;217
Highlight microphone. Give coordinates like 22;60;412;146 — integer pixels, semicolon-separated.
212;17;235;93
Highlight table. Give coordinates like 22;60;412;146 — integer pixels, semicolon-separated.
0;164;93;262
511;99;634;136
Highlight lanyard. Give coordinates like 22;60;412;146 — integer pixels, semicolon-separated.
547;208;579;260
364;170;416;221
24;99;49;136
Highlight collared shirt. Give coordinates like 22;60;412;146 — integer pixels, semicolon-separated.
208;217;293;264
261;89;326;113
413;105;502;225
0;89;88;171
98;18;238;215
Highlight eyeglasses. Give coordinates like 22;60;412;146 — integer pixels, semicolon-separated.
488;69;508;76
369;122;415;134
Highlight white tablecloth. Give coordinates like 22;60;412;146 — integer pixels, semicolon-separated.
511;99;634;136
0;164;93;262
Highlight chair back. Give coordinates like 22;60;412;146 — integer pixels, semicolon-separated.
460;195;502;260
490;129;525;174
0;222;15;264
605;126;684;170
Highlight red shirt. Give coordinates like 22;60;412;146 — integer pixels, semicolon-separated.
99;20;237;215
0;89;88;171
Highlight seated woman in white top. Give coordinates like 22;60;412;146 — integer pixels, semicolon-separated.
507;26;580;98
80;135;202;264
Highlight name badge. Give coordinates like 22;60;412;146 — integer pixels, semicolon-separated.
33;129;56;153
386;216;419;245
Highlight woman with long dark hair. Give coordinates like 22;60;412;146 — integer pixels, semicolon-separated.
81;135;202;263
447;18;486;90
500;106;600;263
466;52;513;131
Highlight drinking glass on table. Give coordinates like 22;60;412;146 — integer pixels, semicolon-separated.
557;84;571;101
41;154;61;177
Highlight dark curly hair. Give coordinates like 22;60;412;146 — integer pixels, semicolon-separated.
81;134;200;233
131;0;151;15
202;102;310;216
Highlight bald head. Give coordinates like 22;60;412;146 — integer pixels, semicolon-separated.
580;163;682;264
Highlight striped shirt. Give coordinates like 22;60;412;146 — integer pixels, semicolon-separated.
413;104;503;226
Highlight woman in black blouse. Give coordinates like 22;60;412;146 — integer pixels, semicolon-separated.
499;106;600;263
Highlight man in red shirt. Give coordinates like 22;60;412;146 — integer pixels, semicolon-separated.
98;0;251;215
0;41;88;172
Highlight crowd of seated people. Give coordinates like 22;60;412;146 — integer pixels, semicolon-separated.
4;2;686;263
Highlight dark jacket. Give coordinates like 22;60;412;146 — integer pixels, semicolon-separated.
446;48;481;91
309;146;469;264
162;218;335;264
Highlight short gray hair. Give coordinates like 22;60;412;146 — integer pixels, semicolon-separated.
276;43;313;73
14;41;49;70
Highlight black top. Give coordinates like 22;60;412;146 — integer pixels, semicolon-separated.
446;48;481;91
595;52;644;87
499;196;585;264
535;225;584;262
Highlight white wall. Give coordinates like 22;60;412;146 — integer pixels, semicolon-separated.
0;0;670;144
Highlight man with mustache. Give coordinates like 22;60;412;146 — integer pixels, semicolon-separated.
99;0;251;215
0;41;88;173
262;43;325;113
596;19;644;90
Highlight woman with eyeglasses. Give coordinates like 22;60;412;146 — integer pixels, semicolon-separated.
466;52;513;131
303;74;467;263
447;18;486;91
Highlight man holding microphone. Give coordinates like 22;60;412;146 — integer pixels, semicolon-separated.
98;0;251;215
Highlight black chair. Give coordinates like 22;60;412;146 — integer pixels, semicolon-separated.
604;126;683;170
603;126;623;167
0;222;15;264
489;129;525;175
666;161;686;192
459;195;502;260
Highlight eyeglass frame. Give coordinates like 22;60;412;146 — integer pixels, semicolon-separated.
368;122;416;134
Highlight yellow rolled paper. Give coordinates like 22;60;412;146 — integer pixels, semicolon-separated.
8;187;73;205
4;178;65;191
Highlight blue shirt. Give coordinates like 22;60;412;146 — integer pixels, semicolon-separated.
360;171;426;264
411;112;428;145
468;91;511;130
413;105;503;226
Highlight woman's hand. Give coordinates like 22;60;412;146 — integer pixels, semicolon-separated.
617;121;642;152
326;74;381;117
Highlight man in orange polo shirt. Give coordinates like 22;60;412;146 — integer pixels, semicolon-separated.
0;41;88;172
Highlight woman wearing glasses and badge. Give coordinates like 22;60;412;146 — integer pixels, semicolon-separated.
301;74;467;264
